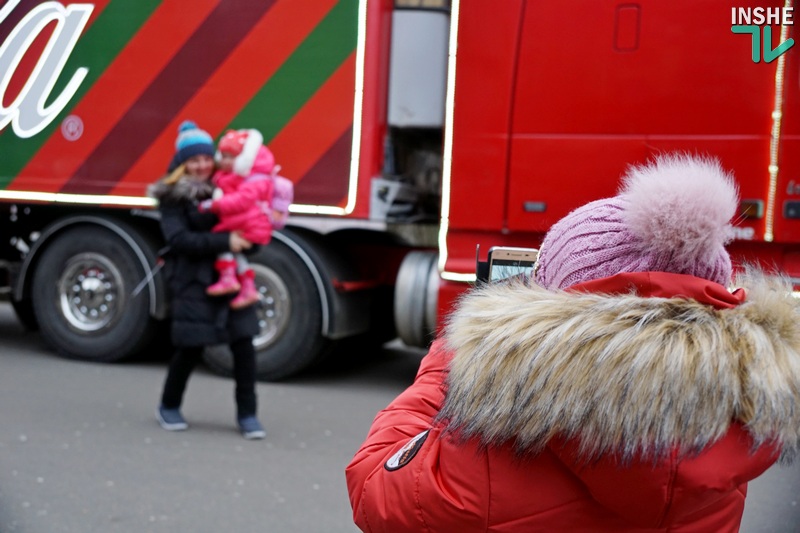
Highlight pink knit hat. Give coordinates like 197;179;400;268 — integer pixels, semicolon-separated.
534;154;739;290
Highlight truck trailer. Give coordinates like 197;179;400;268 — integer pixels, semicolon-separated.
1;0;797;380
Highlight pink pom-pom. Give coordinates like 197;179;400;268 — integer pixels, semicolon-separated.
620;153;738;265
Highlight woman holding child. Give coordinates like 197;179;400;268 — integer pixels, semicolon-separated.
147;121;266;440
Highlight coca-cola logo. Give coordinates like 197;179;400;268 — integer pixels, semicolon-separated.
0;0;93;139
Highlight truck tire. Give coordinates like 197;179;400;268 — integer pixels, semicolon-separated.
31;226;154;362
203;240;330;381
10;297;38;331
394;251;438;347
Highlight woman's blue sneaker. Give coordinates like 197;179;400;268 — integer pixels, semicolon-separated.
238;416;266;440
156;406;188;431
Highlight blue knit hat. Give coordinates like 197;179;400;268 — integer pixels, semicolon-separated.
167;120;215;172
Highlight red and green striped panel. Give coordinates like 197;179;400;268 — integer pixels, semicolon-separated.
0;0;358;209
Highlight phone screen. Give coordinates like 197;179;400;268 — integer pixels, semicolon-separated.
488;248;537;283
489;259;535;282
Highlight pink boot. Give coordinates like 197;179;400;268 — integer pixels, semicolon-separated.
207;259;241;296
231;269;259;309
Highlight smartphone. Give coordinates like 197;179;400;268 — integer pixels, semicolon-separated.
487;247;538;283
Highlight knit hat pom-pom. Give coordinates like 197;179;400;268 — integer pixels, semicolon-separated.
178;120;198;133
620;153;739;265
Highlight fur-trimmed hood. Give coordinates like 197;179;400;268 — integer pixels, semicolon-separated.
439;270;800;464
147;175;214;204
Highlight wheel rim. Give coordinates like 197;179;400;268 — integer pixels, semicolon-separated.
250;263;291;350
57;252;125;332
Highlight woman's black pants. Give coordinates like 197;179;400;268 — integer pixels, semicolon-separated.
160;337;257;419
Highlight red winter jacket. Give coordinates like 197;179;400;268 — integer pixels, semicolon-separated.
346;271;800;532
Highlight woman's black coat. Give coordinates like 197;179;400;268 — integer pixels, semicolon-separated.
149;177;259;347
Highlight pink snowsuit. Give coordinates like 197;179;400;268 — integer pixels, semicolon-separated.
209;145;275;245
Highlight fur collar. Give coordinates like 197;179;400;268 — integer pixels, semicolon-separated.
147;175;214;204
439;270;800;463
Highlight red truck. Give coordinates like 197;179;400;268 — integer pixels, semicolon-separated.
1;0;797;380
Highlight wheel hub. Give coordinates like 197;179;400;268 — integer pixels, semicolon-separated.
58;254;125;332
251;264;291;349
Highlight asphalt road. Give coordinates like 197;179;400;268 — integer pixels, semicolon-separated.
0;302;798;533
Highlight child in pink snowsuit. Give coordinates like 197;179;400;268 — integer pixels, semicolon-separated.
199;128;276;309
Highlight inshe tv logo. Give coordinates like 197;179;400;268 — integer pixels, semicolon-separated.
732;7;795;63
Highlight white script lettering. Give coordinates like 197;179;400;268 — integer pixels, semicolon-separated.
0;1;94;138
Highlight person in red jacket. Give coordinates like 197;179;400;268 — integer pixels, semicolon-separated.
345;153;800;532
200;128;275;309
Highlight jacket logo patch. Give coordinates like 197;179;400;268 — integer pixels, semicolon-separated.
384;430;430;471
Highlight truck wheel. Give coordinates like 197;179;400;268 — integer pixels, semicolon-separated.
394;251;438;347
10;297;38;331
203;240;330;381
31;226;154;362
